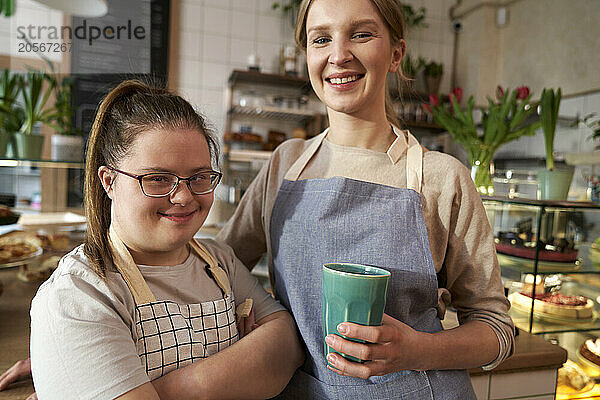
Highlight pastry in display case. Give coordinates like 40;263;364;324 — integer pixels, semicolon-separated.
578;337;600;376
557;359;594;396
0;230;43;267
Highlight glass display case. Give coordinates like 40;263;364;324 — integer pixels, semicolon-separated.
0;158;84;212
483;196;600;397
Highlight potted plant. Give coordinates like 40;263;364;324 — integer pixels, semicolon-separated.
537;88;569;200
425;85;540;195
0;70;21;157
388;53;424;97
423;60;443;95
401;4;427;28
14;71;56;160
47;75;84;161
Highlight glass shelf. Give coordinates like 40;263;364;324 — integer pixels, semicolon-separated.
483;195;600;210
229;105;316;122
498;243;600;275
0;158;84;169
509;309;600;335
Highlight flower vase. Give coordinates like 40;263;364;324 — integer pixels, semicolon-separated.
536;168;574;200
471;163;494;196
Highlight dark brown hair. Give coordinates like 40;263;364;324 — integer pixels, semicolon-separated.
84;80;219;278
294;0;407;126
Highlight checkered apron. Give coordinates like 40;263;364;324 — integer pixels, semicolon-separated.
109;228;242;380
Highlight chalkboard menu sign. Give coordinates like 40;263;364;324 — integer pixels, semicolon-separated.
68;0;169;207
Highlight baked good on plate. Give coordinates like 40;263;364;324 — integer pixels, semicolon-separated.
580;338;600;367
509;291;594;320
0;231;42;264
558;359;591;391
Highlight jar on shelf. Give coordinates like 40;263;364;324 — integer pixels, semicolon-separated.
236;90;261;108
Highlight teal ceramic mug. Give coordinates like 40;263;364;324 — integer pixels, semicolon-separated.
322;262;391;363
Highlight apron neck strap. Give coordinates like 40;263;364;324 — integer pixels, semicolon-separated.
405;131;423;194
108;226;231;305
189;240;232;294
285;129;328;181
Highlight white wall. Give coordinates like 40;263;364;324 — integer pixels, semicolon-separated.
455;0;600;104
401;0;456;95
0;0;63;64
175;0;295;134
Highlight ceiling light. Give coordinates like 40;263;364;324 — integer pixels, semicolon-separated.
32;0;108;18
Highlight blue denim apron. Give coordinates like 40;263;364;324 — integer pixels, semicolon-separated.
270;130;476;399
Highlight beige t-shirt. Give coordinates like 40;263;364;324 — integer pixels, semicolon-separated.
218;131;515;371
30;239;284;400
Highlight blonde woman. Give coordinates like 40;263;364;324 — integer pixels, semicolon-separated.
218;0;514;398
28;80;303;399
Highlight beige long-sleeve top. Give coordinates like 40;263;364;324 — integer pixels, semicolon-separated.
217;131;514;370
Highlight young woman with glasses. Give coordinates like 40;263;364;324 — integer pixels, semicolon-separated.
26;80;303;399
216;0;514;398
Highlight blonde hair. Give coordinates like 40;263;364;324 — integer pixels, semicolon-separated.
294;0;407;126
84;80;219;278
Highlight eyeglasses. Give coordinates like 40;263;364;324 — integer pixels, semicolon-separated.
107;166;222;197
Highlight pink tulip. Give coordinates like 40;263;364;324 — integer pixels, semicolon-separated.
429;94;440;107
516;86;530;100
451;87;463;104
422;103;432;113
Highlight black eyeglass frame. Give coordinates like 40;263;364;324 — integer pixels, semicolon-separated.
106;166;222;197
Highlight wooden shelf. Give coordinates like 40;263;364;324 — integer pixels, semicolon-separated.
392;91;449;103
403;120;446;132
227;149;273;162
228;69;310;90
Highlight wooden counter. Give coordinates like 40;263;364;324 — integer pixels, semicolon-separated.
0;266;37;399
0;267;567;399
470;329;567;375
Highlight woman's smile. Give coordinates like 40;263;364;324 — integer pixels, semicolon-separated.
158;209;198;224
325;73;365;90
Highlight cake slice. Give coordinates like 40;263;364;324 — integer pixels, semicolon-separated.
509;291;594;320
